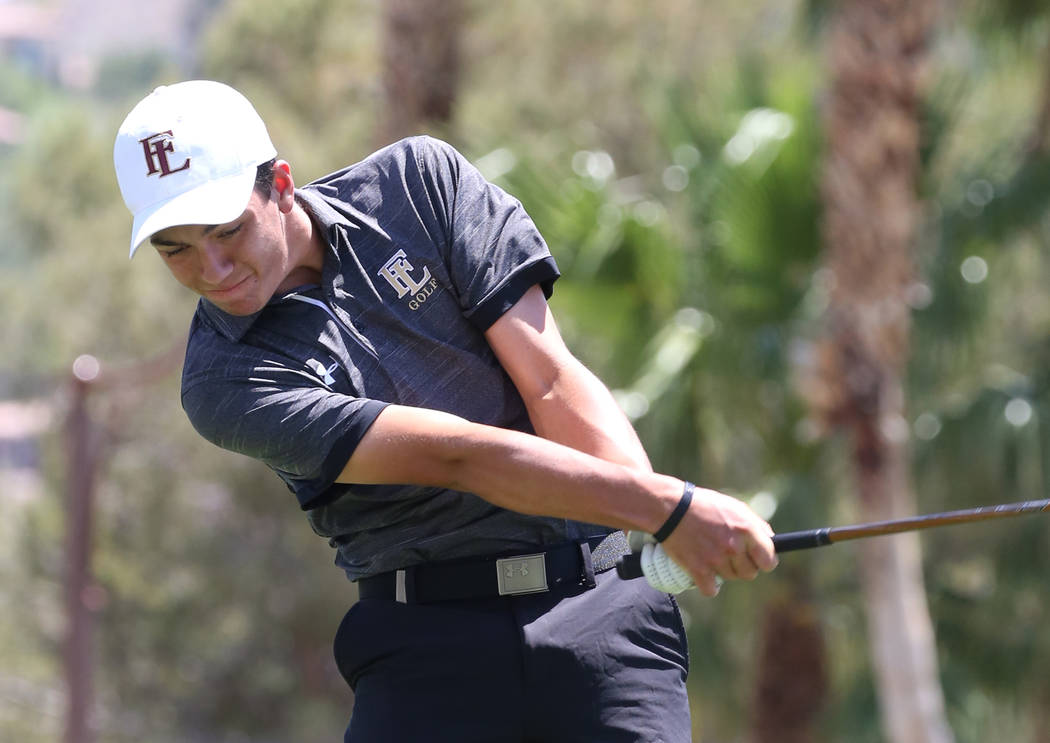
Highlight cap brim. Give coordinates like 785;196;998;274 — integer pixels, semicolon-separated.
128;169;258;258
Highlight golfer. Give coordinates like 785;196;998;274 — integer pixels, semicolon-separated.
113;80;777;742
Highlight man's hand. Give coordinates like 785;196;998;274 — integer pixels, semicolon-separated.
659;487;778;597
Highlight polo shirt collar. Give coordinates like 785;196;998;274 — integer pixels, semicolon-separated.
197;298;259;342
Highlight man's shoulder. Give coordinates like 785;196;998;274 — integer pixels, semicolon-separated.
306;136;461;192
365;135;460;167
300;137;465;228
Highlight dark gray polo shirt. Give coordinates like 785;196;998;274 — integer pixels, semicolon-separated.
180;136;612;580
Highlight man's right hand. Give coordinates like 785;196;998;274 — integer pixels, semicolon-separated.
659;487;778;597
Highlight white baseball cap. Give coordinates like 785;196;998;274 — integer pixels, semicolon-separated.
114;80;277;258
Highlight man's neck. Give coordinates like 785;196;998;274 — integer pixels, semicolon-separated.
278;200;326;292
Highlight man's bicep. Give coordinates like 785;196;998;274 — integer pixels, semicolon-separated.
483;284;576;403
483;284;653;471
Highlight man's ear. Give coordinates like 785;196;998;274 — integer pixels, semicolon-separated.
273;160;296;212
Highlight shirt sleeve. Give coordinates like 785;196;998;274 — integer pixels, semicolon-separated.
181;327;389;509
410;137;560;329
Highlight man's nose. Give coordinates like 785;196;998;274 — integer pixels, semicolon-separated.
199;242;234;285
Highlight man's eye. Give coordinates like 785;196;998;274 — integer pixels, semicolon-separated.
219;224;243;239
161;246;187;258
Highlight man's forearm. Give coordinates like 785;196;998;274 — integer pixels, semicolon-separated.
339;404;777;596
521;357;653;473
338;404;676;534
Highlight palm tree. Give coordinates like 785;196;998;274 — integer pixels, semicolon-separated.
804;1;953;742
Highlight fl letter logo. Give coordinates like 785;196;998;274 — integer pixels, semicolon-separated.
140;131;190;177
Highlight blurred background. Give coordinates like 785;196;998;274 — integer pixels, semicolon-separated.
2;0;1050;741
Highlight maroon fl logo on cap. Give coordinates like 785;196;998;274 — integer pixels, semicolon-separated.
139;130;190;177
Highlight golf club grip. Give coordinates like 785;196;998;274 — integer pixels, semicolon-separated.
771;528;833;552
615;527;834;580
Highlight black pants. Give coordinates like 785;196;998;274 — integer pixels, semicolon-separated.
335;566;691;742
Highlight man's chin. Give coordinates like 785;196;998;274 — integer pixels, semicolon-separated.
202;278;266;316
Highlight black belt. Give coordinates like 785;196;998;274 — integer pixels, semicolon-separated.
356;531;630;604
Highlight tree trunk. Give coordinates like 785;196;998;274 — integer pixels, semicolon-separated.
64;372;102;743
809;1;954;742
751;581;828;743
380;0;462;144
854;383;953;743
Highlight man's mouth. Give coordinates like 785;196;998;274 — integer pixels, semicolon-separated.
206;276;250;298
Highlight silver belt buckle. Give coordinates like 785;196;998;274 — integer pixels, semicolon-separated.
496;553;548;596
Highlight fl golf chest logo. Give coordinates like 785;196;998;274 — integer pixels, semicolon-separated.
377;250;439;311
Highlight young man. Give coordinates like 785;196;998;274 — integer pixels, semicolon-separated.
114;80;777;742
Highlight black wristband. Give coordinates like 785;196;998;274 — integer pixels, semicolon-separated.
653;481;694;542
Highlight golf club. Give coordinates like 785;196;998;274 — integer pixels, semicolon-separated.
616;498;1050;582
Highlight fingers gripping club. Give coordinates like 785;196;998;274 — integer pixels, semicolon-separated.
639;542;696;594
615;542;725;595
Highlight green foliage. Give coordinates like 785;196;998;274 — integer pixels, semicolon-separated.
0;61;60;113
92;51;175;101
201;0;383;178
965;0;1050;36
6;0;1050;741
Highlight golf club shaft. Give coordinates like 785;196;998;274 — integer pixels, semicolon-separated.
616;498;1050;580
772;498;1050;552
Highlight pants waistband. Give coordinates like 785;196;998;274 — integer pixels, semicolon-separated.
356;531;629;604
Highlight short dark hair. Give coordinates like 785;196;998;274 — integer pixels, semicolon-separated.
254;158;277;195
